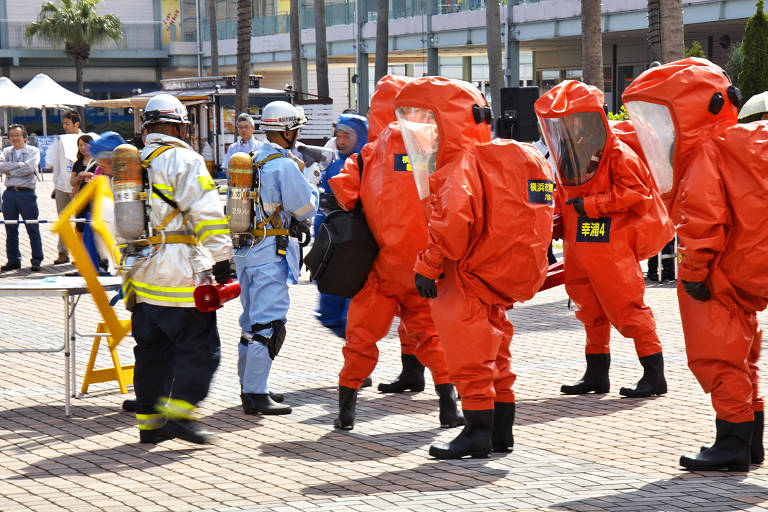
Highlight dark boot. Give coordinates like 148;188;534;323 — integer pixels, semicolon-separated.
269;391;284;403
139;428;175;444
122;399;137;412
334;386;358;430
560;353;610;394
158;419;211;445
429;409;493;459
680;418;753;472
754;411;765;464
241;393;292;415
492;402;515;453
435;383;464;428
619;352;667;398
378;354;425;393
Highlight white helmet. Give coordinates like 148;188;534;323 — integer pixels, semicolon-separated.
143;93;189;127
259;101;307;131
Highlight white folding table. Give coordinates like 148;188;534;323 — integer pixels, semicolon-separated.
0;275;123;417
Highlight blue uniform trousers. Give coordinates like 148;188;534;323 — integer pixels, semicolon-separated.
237;257;290;394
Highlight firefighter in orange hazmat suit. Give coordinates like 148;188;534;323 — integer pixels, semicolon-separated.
394;77;554;459
623;57;768;472
535;80;673;398
328;74;463;431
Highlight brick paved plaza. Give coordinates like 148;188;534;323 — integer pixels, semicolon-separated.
0;177;767;512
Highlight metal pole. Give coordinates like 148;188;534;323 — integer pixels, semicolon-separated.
42;107;47;136
195;0;203;76
426;0;438;76
356;0;369;115
64;295;71;417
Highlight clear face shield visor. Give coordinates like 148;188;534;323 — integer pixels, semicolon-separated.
395;107;439;200
540;111;607;186
624;101;676;194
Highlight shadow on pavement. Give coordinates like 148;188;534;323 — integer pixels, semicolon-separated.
300;458;509;496
259;427;442;462
8;445;200;479
516;393;652;426
551;474;768;511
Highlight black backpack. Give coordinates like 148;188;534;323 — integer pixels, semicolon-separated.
304;153;379;297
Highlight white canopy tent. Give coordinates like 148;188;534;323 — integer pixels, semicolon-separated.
0;73;93;135
0;77;21;134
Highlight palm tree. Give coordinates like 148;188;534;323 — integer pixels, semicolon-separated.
375;0;389;83
315;0;330;98
290;0;303;96
25;0;122;97
208;0;219;76
647;0;662;62
581;0;604;89
236;0;252;114
485;0;503;115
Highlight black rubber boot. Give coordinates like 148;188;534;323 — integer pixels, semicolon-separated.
429;409;493;459
680;418;753;472
334;386;358;430
492;402;515;453
378;354;425;393
702;411;766;464
619;352;667;398
561;353;610;394
122;399;137;412
241;393;292;415
753;411;765;464
158;419;211;445
139;428;175;444
269;391;284;403
435;384;465;428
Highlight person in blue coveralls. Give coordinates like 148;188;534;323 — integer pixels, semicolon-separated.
313;113;368;338
235;101;319;415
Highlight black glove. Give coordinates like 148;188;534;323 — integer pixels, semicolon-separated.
415;273;438;299
682;280;711;301
565;197;587;217
319;192;339;214
212;259;232;285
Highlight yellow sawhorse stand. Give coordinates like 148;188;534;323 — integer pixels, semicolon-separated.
81;319;134;394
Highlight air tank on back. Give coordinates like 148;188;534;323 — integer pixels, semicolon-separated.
227;152;254;234
111;144;145;240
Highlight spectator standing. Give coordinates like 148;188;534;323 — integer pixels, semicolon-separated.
0;124;43;271
222;113;265;170
47;110;82;264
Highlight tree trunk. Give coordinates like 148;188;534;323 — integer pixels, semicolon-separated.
581;0;604;90
647;0;662;62
375;0;389;83
75;57;85;128
208;0;219;76
290;0;303;96
486;0;503;115
660;0;684;62
315;0;329;98
236;0;251;114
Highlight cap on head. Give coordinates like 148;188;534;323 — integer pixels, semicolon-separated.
89;131;127;159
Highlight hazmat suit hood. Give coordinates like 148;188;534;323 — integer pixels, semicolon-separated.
368;75;414;140
393;76;492;198
622;57;740;205
335;114;369;157
535;80;611;190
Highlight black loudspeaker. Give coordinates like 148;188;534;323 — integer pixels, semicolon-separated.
496;86;540;142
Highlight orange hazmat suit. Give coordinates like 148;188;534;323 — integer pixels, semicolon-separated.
329;74;451;390
535;81;673;361
623;58;767;423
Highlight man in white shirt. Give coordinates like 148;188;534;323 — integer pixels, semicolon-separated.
222;113;265;170
47;110;82;264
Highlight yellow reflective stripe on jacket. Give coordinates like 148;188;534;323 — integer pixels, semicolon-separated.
197;175;217;190
156;396;195;420
123;279;195;303
136;413;165;430
152;183;176;201
195;219;230;242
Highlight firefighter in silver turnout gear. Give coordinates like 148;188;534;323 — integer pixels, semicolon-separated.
121;94;233;445
232;101;318;415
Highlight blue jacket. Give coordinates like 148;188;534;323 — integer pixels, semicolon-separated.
234;143;319;283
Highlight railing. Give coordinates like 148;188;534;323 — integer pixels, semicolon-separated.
1;21;160;51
